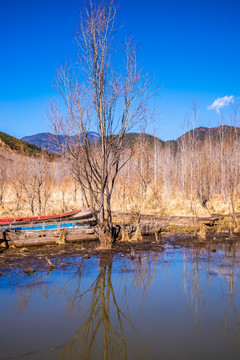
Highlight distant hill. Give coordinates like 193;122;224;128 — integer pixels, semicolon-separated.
176;125;240;146
116;126;240;152
21;132;101;153
0;131;54;158
121;132;165;148
20;125;240;155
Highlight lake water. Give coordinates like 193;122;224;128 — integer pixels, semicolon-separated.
1;242;240;359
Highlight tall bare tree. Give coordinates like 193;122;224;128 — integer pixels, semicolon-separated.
51;0;151;247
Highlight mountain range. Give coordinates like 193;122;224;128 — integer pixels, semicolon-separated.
20;125;240;153
21;132;101;153
0;125;239;158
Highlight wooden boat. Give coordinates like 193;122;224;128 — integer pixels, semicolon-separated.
0;225;99;248
0;209;94;227
0;208;99;248
0;209;98;248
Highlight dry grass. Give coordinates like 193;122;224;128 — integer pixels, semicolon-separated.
197;225;207;241
1;182;240;221
112;187;237;218
0;184;84;218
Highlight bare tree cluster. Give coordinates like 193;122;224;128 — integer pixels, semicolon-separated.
50;0;151;247
113;107;240;227
0;151;82;217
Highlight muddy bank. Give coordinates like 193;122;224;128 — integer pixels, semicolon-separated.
0;238;164;276
1;226;240;277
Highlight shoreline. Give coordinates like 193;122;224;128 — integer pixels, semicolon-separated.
1;228;240;277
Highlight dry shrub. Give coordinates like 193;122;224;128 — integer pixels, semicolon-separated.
197;225;207;240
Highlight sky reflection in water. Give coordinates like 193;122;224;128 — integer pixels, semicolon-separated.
1;244;240;360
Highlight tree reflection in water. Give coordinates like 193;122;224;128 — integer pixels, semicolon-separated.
182;248;206;330
60;253;144;360
60;253;162;360
222;243;240;343
182;243;240;342
15;271;52;312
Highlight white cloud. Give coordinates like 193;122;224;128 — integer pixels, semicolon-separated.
207;95;234;113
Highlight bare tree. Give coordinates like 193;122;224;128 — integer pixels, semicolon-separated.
10;157;25;212
16;156;53;216
32;157;53;216
51;0;151;247
0;155;8;205
54;159;72;213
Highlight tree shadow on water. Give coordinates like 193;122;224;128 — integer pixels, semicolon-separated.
59;253;148;360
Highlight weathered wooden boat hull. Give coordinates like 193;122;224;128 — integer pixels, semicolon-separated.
0;227;99;248
0;209;94;227
0;223;158;248
0;209;97;249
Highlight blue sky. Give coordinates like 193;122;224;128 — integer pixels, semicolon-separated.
0;0;239;140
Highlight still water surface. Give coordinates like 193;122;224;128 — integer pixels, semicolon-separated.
1;243;240;359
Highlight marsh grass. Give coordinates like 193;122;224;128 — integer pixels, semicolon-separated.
197;225;207;241
1;181;240;228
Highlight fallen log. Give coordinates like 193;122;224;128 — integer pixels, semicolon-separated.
113;213;222;227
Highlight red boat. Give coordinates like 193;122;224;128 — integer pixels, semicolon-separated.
0;209;92;226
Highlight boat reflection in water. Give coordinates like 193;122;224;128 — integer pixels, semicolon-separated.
1;243;240;359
